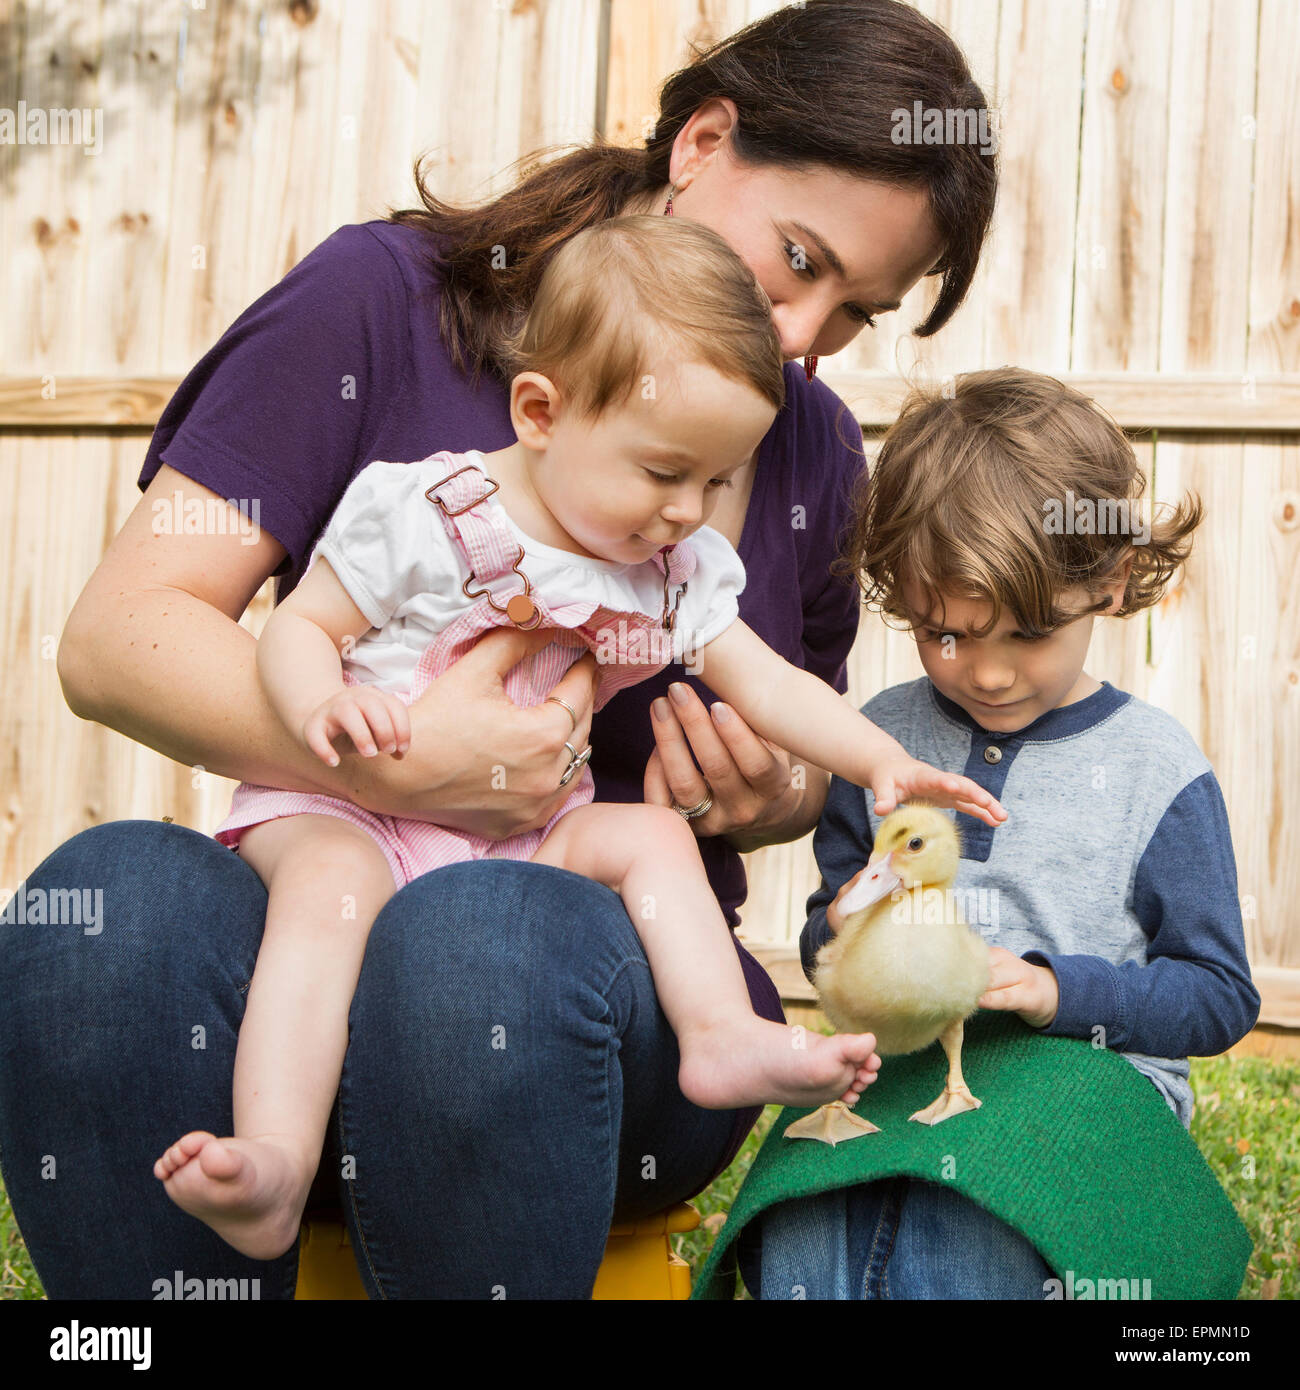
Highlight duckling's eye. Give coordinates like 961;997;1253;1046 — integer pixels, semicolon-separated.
907;836;924;852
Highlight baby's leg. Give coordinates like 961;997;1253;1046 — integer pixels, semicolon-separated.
532;804;880;1111
153;814;397;1260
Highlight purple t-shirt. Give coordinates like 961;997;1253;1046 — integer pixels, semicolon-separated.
139;220;865;1175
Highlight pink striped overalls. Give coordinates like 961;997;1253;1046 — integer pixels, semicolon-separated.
214;454;699;889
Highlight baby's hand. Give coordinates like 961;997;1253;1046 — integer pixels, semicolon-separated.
977;946;1059;1028
868;753;1008;828
303;688;412;768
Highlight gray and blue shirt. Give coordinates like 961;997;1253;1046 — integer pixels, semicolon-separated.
801;677;1261;1126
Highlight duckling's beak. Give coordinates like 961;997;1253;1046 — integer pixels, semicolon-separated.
839;851;903;915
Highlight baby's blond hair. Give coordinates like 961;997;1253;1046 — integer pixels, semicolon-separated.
499;214;785;422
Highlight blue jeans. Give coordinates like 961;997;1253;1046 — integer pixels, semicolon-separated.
0;820;762;1299
738;1177;1054;1299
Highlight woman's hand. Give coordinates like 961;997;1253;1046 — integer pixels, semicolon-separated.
344;626;600;840
642;681;817;851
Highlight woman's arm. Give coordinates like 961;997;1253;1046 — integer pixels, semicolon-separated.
57;466;600;838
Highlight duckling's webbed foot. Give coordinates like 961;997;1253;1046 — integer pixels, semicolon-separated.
784;1100;881;1145
908;1084;982;1126
908;1017;982;1125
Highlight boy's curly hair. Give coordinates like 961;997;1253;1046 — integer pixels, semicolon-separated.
831;368;1204;636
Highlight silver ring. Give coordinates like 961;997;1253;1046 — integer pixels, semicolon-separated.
558;741;593;788
673;788;714;820
545;695;578;736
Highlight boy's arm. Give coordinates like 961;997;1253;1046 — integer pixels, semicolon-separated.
1025;771;1261;1057
800;772;878;982
256;556;377;736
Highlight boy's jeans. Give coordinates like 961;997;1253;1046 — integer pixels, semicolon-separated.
738;1176;1054;1299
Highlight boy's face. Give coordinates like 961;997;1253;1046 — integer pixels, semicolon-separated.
902;579;1124;733
514;356;776;564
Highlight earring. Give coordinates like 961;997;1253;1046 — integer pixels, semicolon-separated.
663;185;676;216
804;355;818;382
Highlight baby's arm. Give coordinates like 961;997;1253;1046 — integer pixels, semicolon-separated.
1012;772;1260;1056
699;619;1007;827
256;557;409;765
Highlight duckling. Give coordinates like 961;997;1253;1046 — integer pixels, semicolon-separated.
785;805;990;1145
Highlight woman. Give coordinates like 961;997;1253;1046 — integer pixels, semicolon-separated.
0;0;995;1297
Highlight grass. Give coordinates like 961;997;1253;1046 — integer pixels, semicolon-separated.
1;1050;1295;1300
0;1175;43;1301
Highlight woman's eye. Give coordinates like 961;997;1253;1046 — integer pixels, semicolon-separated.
783;239;811;274
782;240;877;328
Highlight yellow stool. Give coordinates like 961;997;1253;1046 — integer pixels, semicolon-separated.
294;1203;700;1300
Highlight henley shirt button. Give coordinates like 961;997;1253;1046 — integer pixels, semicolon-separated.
983;745;1003;765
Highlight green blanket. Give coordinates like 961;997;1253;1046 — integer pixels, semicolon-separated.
692;1012;1250;1300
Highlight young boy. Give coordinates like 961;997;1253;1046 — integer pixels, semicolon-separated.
742;367;1261;1299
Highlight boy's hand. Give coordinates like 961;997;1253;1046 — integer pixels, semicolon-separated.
977;946;1060;1028
303;687;412;768
826;869;871;936
869;752;1008;828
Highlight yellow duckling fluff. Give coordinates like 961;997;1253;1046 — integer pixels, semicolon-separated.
786;804;991;1145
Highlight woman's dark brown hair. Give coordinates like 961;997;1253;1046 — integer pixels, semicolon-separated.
389;0;998;386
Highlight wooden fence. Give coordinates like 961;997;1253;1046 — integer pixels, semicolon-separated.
2;1;1297;1024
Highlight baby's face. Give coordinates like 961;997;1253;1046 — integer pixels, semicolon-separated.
536;356;776;564
901;580;1115;733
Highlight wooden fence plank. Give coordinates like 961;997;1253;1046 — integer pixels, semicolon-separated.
981;0;1085;368
9;369;1299;430
1230;0;1300;1020
1071;0;1171;373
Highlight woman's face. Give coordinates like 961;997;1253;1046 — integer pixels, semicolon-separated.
655;100;947;362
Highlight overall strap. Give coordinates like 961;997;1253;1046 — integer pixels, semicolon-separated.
422;455;523;586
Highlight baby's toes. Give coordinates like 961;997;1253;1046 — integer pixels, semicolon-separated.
160;1143;188;1174
177;1130;215;1157
842;1033;878;1065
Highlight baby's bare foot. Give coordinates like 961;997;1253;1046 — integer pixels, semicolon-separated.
677;1018;880;1111
153;1130;312;1261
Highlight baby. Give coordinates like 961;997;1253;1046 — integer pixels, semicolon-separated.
153;215;1006;1261
746;366;1261;1298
